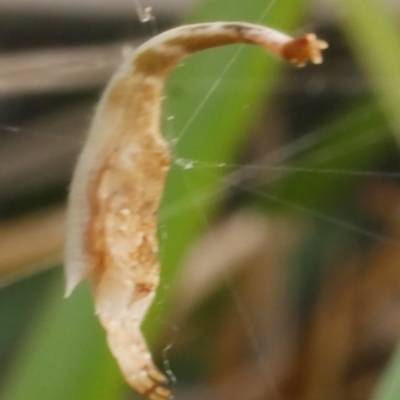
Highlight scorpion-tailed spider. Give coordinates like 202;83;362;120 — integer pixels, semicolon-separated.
64;22;327;399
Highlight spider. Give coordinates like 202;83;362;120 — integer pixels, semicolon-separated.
64;21;327;399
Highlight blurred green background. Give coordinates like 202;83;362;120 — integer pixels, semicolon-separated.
1;0;400;399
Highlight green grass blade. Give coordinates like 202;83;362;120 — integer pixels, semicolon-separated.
1;273;124;400
371;344;400;400
335;0;400;143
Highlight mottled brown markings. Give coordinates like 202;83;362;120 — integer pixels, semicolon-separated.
137;282;155;294
107;77;160;122
134;237;158;267
105;76;135;118
221;23;262;35
135;49;183;76
167;31;250;53
86;163;109;283
87;75;169;291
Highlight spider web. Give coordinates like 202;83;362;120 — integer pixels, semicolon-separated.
130;2;399;399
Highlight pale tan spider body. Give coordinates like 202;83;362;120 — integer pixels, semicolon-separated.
64;22;327;399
